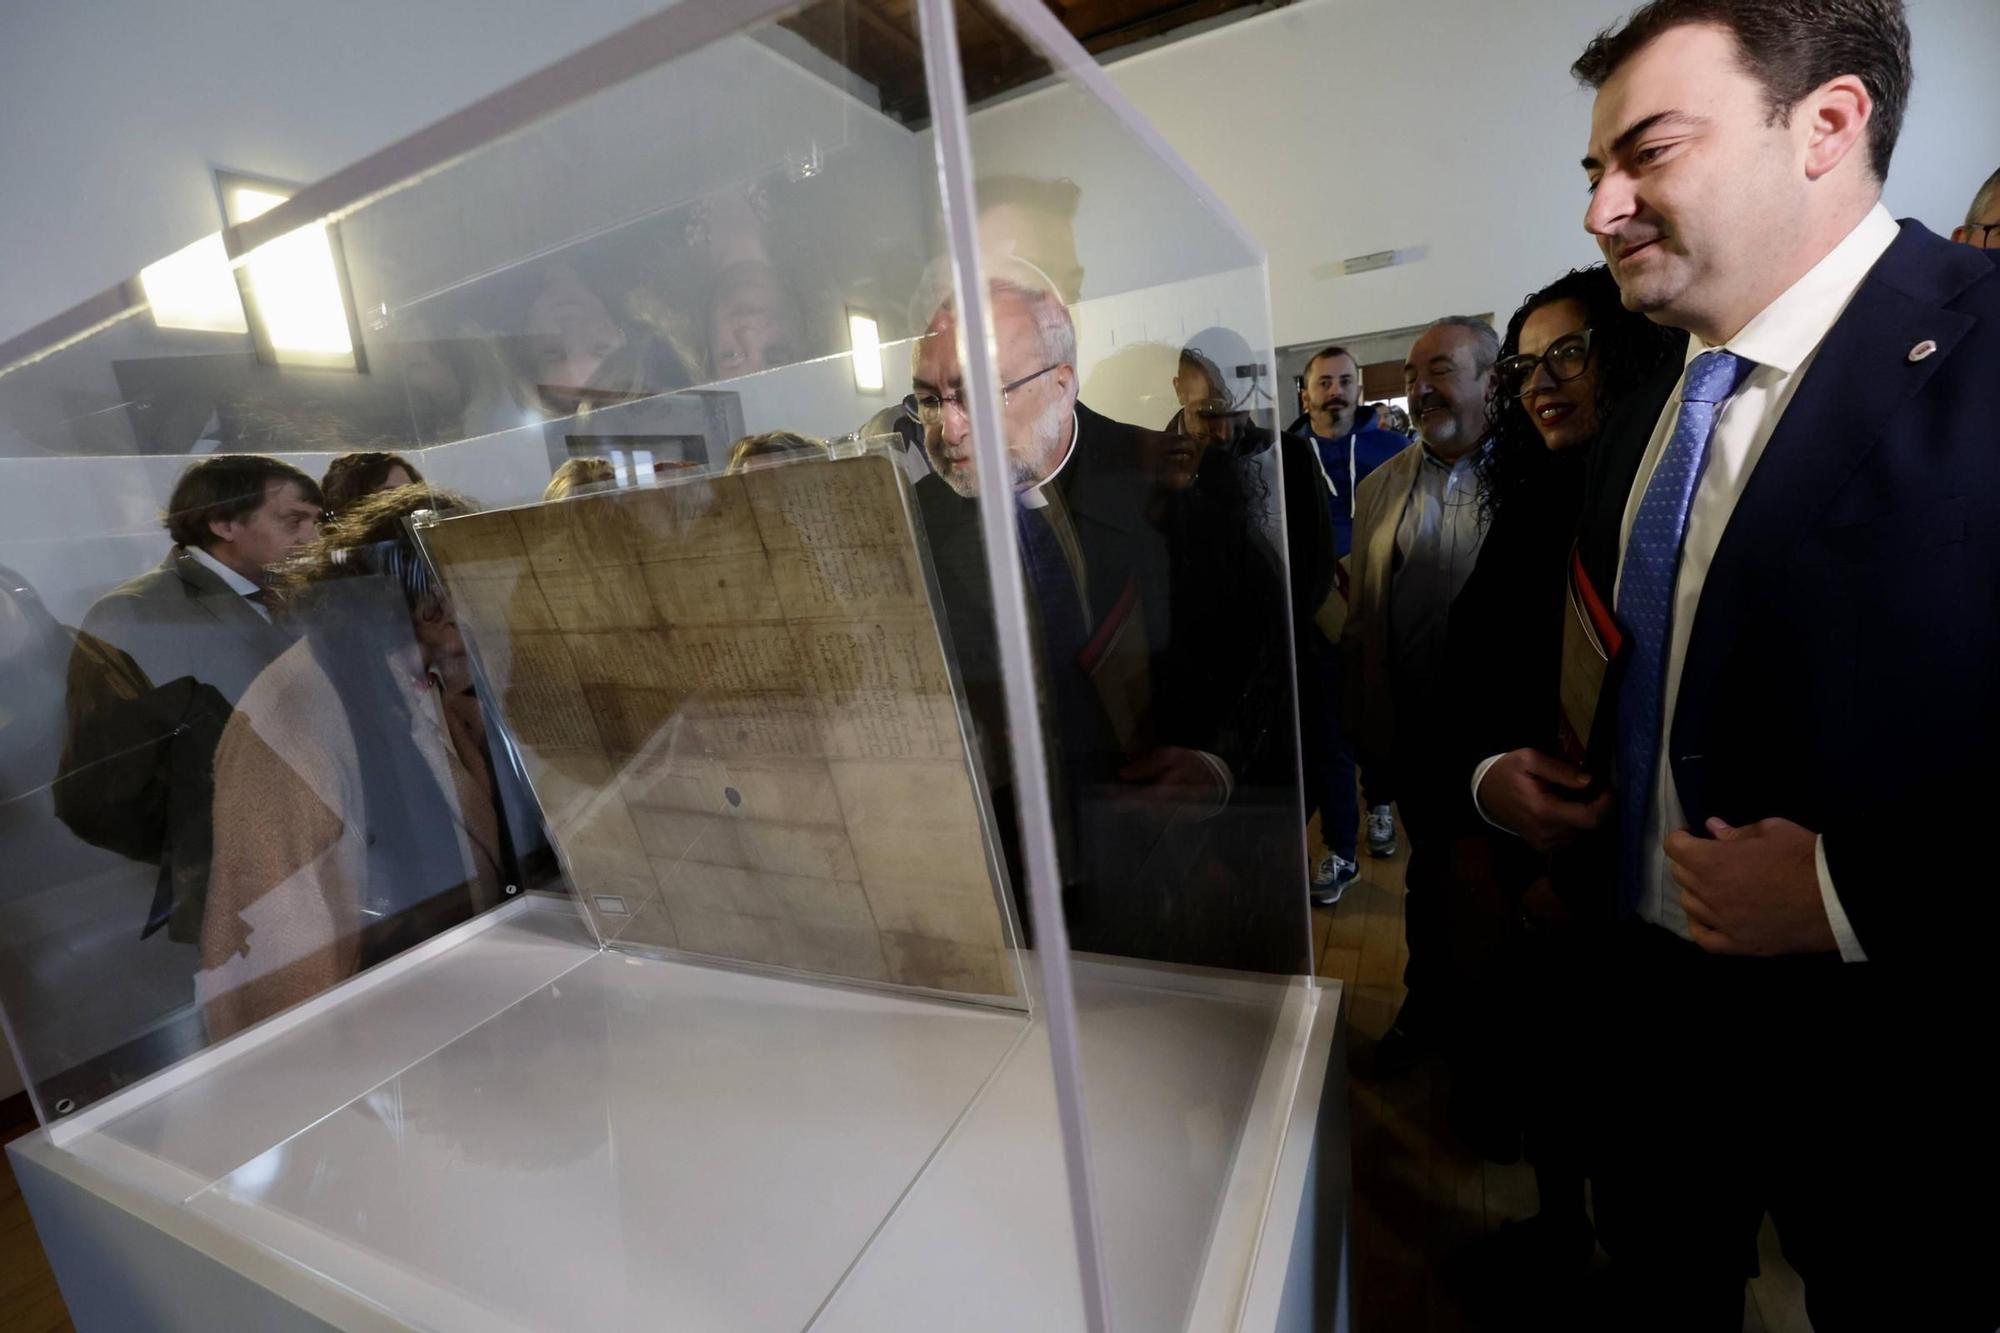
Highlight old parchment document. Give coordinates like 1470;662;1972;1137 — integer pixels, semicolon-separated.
420;456;1018;999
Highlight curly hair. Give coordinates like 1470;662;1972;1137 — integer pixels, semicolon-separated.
320;451;424;518
1479;266;1683;519
275;482;470;610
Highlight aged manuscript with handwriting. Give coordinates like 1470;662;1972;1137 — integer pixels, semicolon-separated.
419;456;1020;1001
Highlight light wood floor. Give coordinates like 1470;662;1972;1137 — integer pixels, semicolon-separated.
1;1097;71;1333
2;820;1811;1333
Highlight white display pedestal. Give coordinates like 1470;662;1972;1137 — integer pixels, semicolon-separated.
10;896;1349;1332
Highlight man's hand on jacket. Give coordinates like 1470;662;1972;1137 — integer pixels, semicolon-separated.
1476;748;1611;851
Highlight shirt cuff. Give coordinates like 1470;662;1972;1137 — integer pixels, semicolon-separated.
1815;835;1867;963
1470;753;1513;834
1193;750;1234;820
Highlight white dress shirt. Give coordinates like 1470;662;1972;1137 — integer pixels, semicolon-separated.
188;544;271;622
1477;203;1898;962
1390;443;1488;690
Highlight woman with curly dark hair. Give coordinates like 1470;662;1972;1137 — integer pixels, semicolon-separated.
1478;265;1682;520
1439;265;1682;1313
319;450;424;519
1460;265;1682;820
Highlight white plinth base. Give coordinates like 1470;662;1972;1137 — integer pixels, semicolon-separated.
12;896;1349;1332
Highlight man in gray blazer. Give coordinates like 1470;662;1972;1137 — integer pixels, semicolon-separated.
1342;316;1496;1073
58;456;322;943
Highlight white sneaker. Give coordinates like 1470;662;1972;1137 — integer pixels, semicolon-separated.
1311;853;1359;907
1366;805;1398;858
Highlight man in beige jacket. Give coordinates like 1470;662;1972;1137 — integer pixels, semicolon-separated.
1341;315;1497;1072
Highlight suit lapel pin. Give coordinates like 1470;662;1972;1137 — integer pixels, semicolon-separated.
1907;339;1938;363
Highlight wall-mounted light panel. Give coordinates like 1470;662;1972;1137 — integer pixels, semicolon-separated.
847;309;884;393
139;233;250;334
218;171;367;371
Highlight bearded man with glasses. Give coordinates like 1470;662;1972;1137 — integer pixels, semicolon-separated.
1339;314;1498;1077
905;269;1299;972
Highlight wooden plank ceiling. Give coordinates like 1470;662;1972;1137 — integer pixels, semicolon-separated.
779;0;1282;124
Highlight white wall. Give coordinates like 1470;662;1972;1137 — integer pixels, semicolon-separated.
1889;0;2000;228
1088;0;2000;347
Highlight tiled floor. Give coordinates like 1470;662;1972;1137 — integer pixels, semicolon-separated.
2;820;1812;1333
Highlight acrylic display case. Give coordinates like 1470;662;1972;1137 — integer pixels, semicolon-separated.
0;0;1349;1328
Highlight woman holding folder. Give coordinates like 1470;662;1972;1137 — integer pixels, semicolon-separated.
1434;265;1681;1319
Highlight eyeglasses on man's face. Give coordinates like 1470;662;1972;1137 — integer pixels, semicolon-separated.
1965;220;2000;250
1495;329;1596;399
903;363;1062;426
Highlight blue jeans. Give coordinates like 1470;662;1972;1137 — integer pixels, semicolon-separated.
1301;637;1358;862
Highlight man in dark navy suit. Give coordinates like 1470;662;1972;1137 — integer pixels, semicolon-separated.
1471;1;1998;1328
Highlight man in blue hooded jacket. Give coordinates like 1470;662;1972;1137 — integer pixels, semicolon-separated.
1287;345;1410;896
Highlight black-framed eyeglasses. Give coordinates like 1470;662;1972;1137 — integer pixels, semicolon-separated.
1495;329;1595;398
1966;221;2000;250
903;363;1062;426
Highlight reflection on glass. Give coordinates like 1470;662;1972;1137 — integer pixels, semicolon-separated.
319;450;424;516
847;311;884;392
139;233;250;335
230;184;359;363
198;486;518;1039
2;565;209;1118
944;3;1319;1325
904;259;1305;975
972;174;1087;303
1;6;1326;1326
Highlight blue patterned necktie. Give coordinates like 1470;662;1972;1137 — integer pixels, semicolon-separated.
1015;500;1097;770
1613;348;1755;913
1016;501;1089;669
